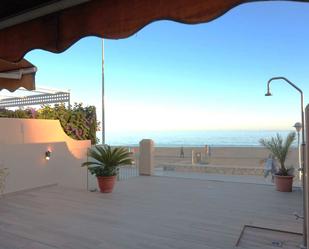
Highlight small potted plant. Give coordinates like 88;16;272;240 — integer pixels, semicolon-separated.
82;145;132;193
259;132;296;192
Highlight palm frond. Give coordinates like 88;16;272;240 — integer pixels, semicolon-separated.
259;132;296;175
81;145;133;176
81;161;103;167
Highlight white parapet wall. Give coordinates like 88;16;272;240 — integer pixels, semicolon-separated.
0;118;91;194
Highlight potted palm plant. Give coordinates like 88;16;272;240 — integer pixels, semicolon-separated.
82;145;132;193
259;132;296;192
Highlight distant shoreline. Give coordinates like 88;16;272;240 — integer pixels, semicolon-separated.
107;144;266;148
97;130;296;147
107;144;299;148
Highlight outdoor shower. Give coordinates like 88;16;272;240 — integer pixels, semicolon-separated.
265;76;307;249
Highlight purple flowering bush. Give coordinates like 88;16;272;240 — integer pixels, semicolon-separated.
0;103;99;144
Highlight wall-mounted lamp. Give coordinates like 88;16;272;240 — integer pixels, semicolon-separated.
45;150;51;160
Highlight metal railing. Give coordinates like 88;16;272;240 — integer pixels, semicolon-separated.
117;164;139;181
117;148;139;180
0;91;70;108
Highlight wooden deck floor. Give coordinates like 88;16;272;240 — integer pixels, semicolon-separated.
0;176;303;249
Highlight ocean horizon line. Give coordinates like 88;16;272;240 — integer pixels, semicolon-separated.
103;129;294;133
104;144;268;148
97;130;298;147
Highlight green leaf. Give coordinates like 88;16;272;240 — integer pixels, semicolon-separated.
82;145;133;177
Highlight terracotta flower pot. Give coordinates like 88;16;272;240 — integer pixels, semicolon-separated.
97;175;116;193
274;175;294;192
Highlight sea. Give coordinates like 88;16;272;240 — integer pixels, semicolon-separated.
97;130;298;147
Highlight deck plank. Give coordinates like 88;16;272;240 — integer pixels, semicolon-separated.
0;176;303;249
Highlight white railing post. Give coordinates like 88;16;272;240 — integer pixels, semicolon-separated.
305;105;309;247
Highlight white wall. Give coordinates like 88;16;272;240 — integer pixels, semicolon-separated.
0;118;91;194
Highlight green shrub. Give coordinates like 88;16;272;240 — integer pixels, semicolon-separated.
0;103;99;144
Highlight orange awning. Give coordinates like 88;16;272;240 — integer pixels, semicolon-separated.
0;59;36;92
0;0;286;62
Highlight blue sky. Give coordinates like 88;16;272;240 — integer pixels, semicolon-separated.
23;1;309;132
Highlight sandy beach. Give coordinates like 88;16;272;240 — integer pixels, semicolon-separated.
129;146;299;176
152;147;300;185
154;146;298;168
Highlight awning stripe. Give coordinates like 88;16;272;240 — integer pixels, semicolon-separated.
0;0;264;62
0;59;36;91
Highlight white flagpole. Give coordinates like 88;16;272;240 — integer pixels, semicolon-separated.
102;39;105;145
